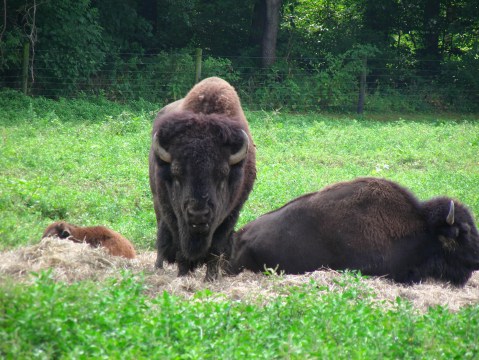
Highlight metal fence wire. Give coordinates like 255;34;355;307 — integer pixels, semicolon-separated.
1;49;478;113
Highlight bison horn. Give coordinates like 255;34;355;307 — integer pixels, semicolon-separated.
446;200;455;225
153;132;172;163
229;130;249;165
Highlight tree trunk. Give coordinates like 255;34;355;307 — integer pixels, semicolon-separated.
420;0;441;74
261;0;282;67
250;0;265;49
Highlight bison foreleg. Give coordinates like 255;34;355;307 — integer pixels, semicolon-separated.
155;222;176;269
155;255;164;269
177;260;191;276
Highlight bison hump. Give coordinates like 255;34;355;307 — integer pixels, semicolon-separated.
182;77;242;117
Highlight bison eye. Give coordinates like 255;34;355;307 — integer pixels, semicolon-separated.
218;164;230;178
460;223;471;234
60;230;70;238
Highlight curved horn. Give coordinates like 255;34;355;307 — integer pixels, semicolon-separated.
446;200;455;225
229;130;249;165
152;132;172;163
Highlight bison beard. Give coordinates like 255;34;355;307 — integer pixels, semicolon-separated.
231;177;479;286
149;77;256;281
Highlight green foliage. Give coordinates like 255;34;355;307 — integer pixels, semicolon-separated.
105;50;194;103
202;57;240;84
1;271;479;358
0;29;24;73
275;0;479;112
242;44;381;112
103;50;240;104
282;0;363;56
2;0;479;111
33;0;106;96
94;0;153;52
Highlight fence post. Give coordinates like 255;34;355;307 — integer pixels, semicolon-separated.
357;57;367;114
22;42;30;95
195;48;202;83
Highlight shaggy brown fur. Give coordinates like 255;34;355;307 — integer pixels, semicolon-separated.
149;77;256;281
182;77;245;117
231;177;479;286
42;221;136;259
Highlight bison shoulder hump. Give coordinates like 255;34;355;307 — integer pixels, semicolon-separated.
182;77;243;118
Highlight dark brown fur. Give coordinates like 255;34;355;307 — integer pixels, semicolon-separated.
149;77;256;280
231;177;479;286
42;221;136;259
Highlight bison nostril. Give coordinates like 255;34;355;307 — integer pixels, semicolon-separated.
187;208;211;224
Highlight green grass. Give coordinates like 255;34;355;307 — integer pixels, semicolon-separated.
1;91;479;358
1;92;478;250
1;271;478;359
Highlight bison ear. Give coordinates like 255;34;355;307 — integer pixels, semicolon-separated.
229;130;249;165
446;200;455;225
153;132;172;163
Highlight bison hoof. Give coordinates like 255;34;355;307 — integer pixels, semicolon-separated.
154;259;164;269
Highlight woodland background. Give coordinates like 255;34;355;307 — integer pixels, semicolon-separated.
1;0;479;112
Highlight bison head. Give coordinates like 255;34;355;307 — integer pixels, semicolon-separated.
151;112;251;260
42;221;82;242
42;221;76;241
426;199;479;270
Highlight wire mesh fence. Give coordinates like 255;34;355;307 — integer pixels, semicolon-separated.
1;48;478;113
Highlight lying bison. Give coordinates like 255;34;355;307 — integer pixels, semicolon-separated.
149;77;256;280
231;177;479;286
42;221;136;259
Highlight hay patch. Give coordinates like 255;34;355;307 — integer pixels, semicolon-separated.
1;237;478;312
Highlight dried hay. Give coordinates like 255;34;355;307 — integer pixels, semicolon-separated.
1;237;478;312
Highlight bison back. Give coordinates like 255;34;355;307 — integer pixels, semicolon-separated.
232;177;429;276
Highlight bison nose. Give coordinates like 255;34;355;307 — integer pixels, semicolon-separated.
187;207;211;224
187;208;211;234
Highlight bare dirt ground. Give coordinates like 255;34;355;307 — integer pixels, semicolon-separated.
1;237;478;312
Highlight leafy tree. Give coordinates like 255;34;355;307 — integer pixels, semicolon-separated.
32;0;105;96
92;0;153;53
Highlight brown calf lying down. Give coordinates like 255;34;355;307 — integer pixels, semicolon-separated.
42;221;136;259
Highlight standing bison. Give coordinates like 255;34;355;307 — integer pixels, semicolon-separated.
231;177;479;286
42;221;136;259
149;77;256;280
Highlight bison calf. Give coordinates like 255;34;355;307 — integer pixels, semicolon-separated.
42;221;136;259
149;77;256;280
231;177;479;286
